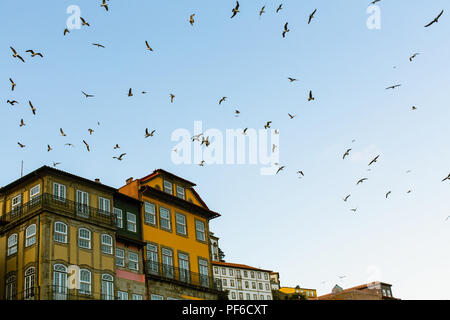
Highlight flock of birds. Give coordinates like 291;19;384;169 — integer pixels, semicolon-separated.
5;1;449;220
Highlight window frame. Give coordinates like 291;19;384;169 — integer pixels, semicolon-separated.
78;228;91;249
128;251;139;271
7;234;18;256
113;207;123;228
101;234;113;255
79;269;92;295
163;180;173;195
144;201;157;226
54;221;68;243
175;212;187;236
53;182;66;202
126;212;137;233
176;185;185;199
195;219;206;242
159;206;172;231
98;197;111;215
116;248;125;267
25;224;37;247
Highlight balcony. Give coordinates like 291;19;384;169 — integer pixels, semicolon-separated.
145;261;223;293
0;193;116;228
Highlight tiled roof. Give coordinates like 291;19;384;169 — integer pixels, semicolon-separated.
213;261;272;273
317;281;392;299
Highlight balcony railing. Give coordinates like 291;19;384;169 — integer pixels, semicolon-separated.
0;193;116;227
145;261;223;292
4;287;41;301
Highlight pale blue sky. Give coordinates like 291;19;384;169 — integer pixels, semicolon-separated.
1;0;449;299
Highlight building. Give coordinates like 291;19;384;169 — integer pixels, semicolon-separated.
270;272;280;291
277;285;317;300
316;282;399;300
212;261;273;301
119;169;224;300
113;192;147;300
0;166;117;300
209;232;220;262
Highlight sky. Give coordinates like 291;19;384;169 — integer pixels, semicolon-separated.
1;0;449;300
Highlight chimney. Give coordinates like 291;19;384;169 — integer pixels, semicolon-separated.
126;177;133;185
95;178;101;183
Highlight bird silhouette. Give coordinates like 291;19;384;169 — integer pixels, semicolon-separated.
170;94;175;103
145;128;155;138
47;145;53;152
64;28;70;36
409;53;420;62
259;6;265;17
83;140;90;152
10;47;25;63
343;195;351;202
7;100;18;106
357;178;368;185
276;4;283;13
368;155;380;166
25;50;43;57
82;91;94;98
80;17;90;26
145;41;153;52
189;14;195;26
276;166;285;174
128;88;133;97
264;121;272;129
10;78;16;91
282;22;290;38
18;142;25;148
386;191;392;199
92;43;105;48
308;90;315;101
308;9;317;24
29;101;36;115
343;149;351;160
424;10;444;27
442;173;450;182
219;97;227;105
386;84;401;90
113;153;126;161
19;119;25;127
60;128;67;136
101;0;109;12
231;1;240;19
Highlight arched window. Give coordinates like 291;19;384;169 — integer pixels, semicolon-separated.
24;267;36;299
79;269;91;295
101;234;113;255
7;234;18;256
53;264;68;300
101;274;114;300
25;224;36;247
78;228;91;249
54;222;68;243
5;275;17;300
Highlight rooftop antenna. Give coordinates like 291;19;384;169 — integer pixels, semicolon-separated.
21;160;23;178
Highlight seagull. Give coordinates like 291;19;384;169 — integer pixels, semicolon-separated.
276;4;283;13
297;171;304;177
282;22;290;38
386;191;392;199
82;91;94;98
47;145;53;152
53;162;61;167
199;160;206;166
92;43;105;48
409;53;420;62
276;166;285;174
145;128;155;138
308;9;317;24
442;173;450;182
80;17;90;26
386;84;401;90
243;128;248;135
7;100;18;106
308;90;315;101
113;153;126;161
189;14;195;26
412;106;417;111
264;121;272;129
219;97;227;105
424;10;444;27
343;195;351;202
370;0;381;4
231;1;240;19
288;113;295;119
368;155;380;166
145;41;153;52
18;142;25;148
114;144;120;149
88;129;94;135
357;178;368;185
101;0;109;12
191;133;203;142
342;149;351;160
10;47;25;62
234;110;240;117
407;190;412;194
288;77;297;82
201;136;210;147
170;94;175;103
10;78;16;91
29;101;36;115
128;88;133;97
19;119;25;127
259;6;265;17
25;50;43;57
60;128;67;136
64;28;70;36
83;140;90;152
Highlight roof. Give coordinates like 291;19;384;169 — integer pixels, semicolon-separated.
140;169;197;187
317;281;392;299
0;166;117;194
280;287;317;294
212;261;272;273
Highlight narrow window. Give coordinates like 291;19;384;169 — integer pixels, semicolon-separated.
54;222;67;243
101;234;113;254
175;213;187;235
176;186;185;199
163;180;173;194
116;248;125;267
78;228;91;249
114;208;123;228
144;202;156;225
128;252;139;271
7;234;18;256
159;207;171;230
127;212;137;232
195;220;206;242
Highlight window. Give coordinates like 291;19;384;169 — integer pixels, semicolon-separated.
198;259;210;287
147;243;159;274
54;222;67;243
30;185;41;205
251;271;255;278
175;213;187;235
167;297;178;300
79;269;91;295
387;290;392;297
11;194;22;215
230;280;235;287
25;224;36;247
7;234;18;256
117;291;128;300
5;275;17;300
260;295;264;300
253;294;257;300
259;283;263;290
252;282;256;289
144;202;156;225
178;253;190;283
246;293;250;300
265;284;269;291
267;295;271;300
159;207;171;230
195;220;206;242
244;271;248;278
264;273;269;280
257;272;261;279
239;292;243;300
98;197;111;215
237;280;242;290
163;180;173;194
222;279;227;287
214;267;219;274
229;269;233;276
78;228;91;249
222;268;226;275
102;274;114;300
116;248;125;267
101;234;113;254
128;252;139;271
53;183;66;201
132;294;143;300
53;264;68;300
151;294;163;300
245;281;249;289
176;186;185;199
162;248;174;278
24;267;36;299
231;292;236;299
114;208;123;228
127;212;137;232
76;190;89;217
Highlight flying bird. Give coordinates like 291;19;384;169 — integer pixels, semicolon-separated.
65;143;74;147
92;43;105;48
343;195;351;202
128;88;133;97
424;10;444;27
60;128;67;136
442;173;450;182
82;91;94;98
199;160;206;166
276;166;285;174
219;97;227;105
53;162;61;167
288;113;295;119
88;129;94;135
259;6;265;17
29;101;36;115
201;136;210;147
191;133;203;142
276;4;283;13
113;153;126;161
231;1;240;19
368;155;380;166
308;90;315;101
170;94;175;103
10;47;25;63
189;14;195;26
288;77;297;82
343;149;351;160
272;144;277;153
18;142;25;148
80;17;90;26
25;50;43;57
19;119;25;127
234;110;240;117
386;84;401;90
282;22;290;38
7;100;18;106
145;41;153;52
412;106;417;111
64;28;70;36
357;178;368;185
409;53;420;62
83;140;90;152
114;144;120;149
386;191;392;199
101;0;109;12
264;121;272;129
10;78;16;91
297;171;304;177
350;209;357;213
243;128;248;135
145;128;155;138
308;9;317;24
47;145;53;152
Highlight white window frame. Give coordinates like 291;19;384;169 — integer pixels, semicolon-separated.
128;251;139;271
144;202;156;225
98;197;111;215
6;275;17;300
79;269;92;295
7;234;18;256
78;228;91;249
127;212;137;233
24;267;36;300
114;208;123;228
54;222;68;243
11;194;22;213
30;185;41;205
76;190;90;217
116;248;125;267
102;274;114;300
151;294;163;300
132;294;143;300
53;183;66;202
175;213;187;235
117;291;128;300
159;207;171;230
195;220;206;242
176;186;185;199
101;234;113;255
163;180;173;194
25;224;36;247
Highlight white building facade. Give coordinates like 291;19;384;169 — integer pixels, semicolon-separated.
212;261;273;301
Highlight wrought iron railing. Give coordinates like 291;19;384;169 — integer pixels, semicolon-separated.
4;286;40;300
145;261;223;292
0;193;116;227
